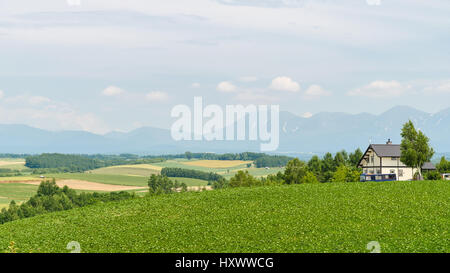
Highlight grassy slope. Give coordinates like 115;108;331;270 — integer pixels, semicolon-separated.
168;177;209;187
40;173;149;187
0;183;39;207
0;181;448;253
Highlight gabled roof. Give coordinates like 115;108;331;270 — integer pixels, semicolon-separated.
422;162;436;170
358;143;436;170
370;144;401;157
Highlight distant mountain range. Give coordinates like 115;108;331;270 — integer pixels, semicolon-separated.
1;106;449;156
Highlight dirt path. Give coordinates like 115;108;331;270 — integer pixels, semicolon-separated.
23;179;146;192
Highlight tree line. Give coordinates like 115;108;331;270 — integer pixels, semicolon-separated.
0;180;135;224
25;153;165;173
161;167;223;182
254;155;293;168
213;150;364;189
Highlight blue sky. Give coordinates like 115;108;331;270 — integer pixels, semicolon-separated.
0;0;450;134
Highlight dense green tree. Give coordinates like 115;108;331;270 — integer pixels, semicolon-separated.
400;121;434;179
322;153;335;172
302;171;319;184
308;156;322;175
349;148;363;166
284;158;308;184
148;174;175;195
229;171;259;187
437;157;450;173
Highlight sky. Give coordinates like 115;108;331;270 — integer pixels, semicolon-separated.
0;0;450;134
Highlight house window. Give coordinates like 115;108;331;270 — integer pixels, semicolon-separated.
376;169;381;174
391;157;397;161
390;169;395;174
371;156;374;163
399;169;404;177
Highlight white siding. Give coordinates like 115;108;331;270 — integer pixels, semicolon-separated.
360;148;417;181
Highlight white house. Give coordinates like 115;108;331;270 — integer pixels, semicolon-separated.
357;139;436;181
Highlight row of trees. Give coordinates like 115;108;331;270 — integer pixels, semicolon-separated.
161;168;223;182
0;168;22;177
254;155;293;168
25;153;165;173
213;151;365;189
0;180;135;224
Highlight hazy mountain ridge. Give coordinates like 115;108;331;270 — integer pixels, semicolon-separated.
0;106;449;155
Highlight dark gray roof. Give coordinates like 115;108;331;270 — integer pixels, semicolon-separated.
422;162;436;170
370;144;401;157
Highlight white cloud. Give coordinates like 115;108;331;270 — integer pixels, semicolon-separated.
217;81;237;92
301;112;313;118
304;84;331;98
366;0;382;6
239;76;258;82
146;91;169;102
0;90;4;99
0;94;109;134
28;96;52;105
423;80;450;94
233;90;279;104
347;80;410;98
269;76;300;92
102;86;124;96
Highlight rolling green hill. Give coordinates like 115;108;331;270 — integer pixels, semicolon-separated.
0;181;448;253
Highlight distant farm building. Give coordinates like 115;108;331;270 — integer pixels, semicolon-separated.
358;139;436;181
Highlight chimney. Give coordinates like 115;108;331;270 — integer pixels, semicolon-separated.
386;138;392;145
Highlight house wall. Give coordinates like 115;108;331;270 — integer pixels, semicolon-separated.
360;148;416;181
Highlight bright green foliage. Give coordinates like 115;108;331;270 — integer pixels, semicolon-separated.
0;181;448;253
301;171;319;184
437;157;450;173
349;148;363;166
400;121;434;178
148;174;186;195
229;171;259;187
332;166;361;183
0;180;135;225
423;170;442;181
284;158;308;184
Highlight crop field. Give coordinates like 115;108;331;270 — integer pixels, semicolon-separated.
0;180;448;253
39;173;149;187
90;164;162;176
0;183;39;208
0;159;28;171
182;160;253;168
168;177;209;187
0;159;283;207
0;176;39;182
152;160;250;173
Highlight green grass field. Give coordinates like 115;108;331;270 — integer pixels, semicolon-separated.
0;158;29;171
0;183;39;208
0;180;448;253
39;173;149;187
90;165;161;176
0;159;287;208
153;159;250;173
168;177;209;187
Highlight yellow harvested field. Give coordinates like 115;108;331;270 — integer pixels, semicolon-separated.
0;160;25;167
182;160;253;168
23;179;146;192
